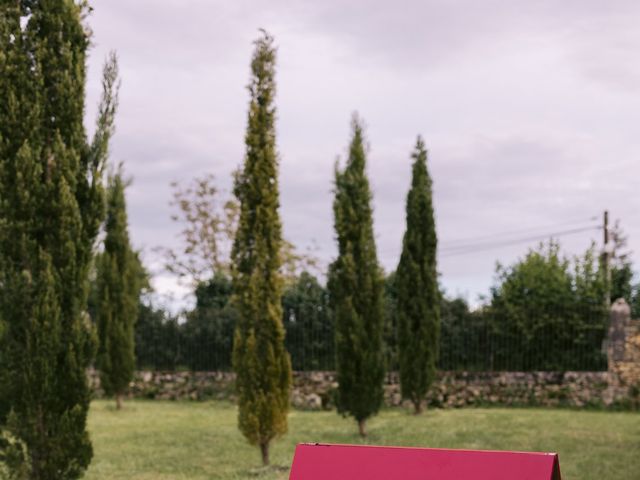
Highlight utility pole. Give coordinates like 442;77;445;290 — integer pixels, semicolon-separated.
603;210;611;308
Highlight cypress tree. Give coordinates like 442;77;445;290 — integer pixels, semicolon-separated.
328;115;385;437
396;137;440;414
96;169;140;410
231;31;291;467
0;2;118;477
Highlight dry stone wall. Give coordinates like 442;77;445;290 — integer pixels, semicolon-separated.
89;369;639;410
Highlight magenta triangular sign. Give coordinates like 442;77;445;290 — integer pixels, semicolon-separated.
289;443;561;480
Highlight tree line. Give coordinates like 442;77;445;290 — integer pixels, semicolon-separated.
131;241;624;374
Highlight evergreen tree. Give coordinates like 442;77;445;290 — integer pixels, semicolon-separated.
328;115;385;437
396;137;440;414
383;272;399;372
0;2;118;477
95;169;140;410
231;31;291;467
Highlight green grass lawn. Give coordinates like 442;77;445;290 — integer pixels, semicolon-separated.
85;400;640;480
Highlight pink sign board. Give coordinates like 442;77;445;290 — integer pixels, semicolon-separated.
289;443;561;480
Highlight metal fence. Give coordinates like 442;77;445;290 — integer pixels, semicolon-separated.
134;302;609;372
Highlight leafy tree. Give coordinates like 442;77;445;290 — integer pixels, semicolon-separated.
183;274;236;371
282;272;333;371
231;31;291;466
439;296;492;371
157;174;239;286
134;302;182;371
396;137;440;414
490;241;607;371
608;221;634;304
181;271;332;372
0;3;118;478
158;172;319;291
95;169;141;409
328;115;385;437
280;240;322;286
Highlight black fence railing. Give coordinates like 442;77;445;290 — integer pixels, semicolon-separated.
134;303;609;373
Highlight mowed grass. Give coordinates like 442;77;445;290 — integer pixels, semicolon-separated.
85;400;640;480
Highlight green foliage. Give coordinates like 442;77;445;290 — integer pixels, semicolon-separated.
608;221;634;306
0;321;5;421
611;264;634;305
490;241;607;371
0;419;30;480
184;274;237;371
438;296;492;371
383;272;399;372
282;272;333;371
396;137;440;412
131;271;331;373
134;302;181;370
0;2;117;477
328;115;385;431
231;31;291;464
95;170;141;404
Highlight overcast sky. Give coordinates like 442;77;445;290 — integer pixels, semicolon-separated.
83;1;640;310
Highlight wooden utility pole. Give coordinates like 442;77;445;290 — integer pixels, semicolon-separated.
603;210;611;308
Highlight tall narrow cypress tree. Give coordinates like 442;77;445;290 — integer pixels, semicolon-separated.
396;137;440;414
328;115;385;437
231;31;291;467
0;2;117;477
96;168;140;410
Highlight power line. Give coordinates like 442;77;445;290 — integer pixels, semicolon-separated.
440;225;601;258
441;223;599;252
443;217;599;246
378;216;600;257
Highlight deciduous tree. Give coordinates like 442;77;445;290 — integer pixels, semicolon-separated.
490;241;607;370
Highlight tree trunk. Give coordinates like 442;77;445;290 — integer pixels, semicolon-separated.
116;393;122;410
413;399;423;415
358;419;367;437
260;441;270;466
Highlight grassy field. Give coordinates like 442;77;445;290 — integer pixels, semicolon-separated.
85;400;639;480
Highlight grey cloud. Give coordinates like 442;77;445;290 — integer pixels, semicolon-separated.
82;1;640;306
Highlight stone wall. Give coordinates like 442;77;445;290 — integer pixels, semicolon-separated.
610;324;640;387
607;299;640;387
89;369;639;410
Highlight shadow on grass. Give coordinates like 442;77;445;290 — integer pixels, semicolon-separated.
245;465;290;477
